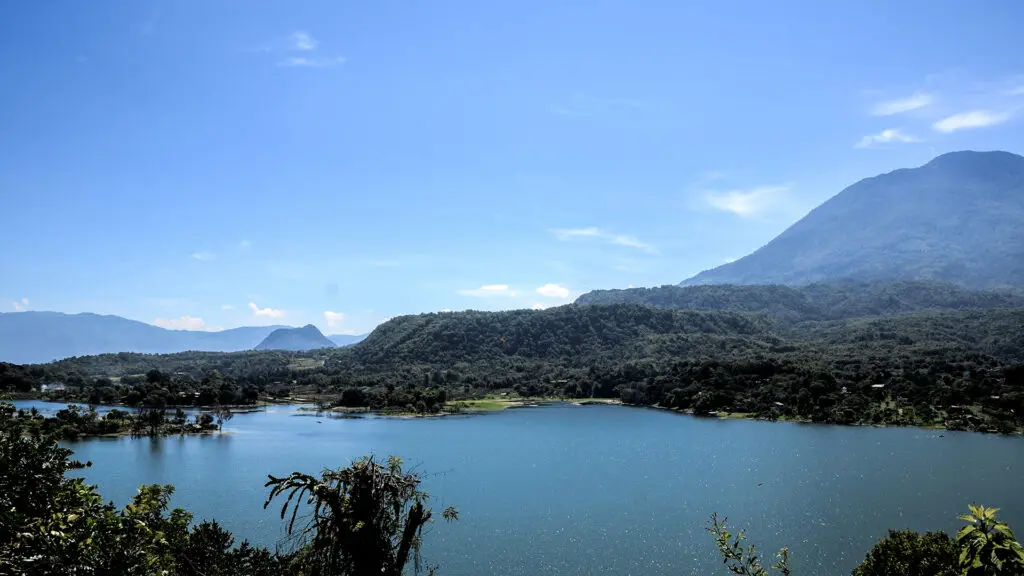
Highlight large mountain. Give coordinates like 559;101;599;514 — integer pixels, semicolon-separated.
576;280;1024;323
255;324;336;351
683;150;1024;288
0;312;286;364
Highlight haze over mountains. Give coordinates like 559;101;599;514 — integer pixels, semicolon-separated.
684;151;1024;288
3;151;1023;365
0;312;365;364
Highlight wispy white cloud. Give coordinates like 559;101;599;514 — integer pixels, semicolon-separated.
854;128;921;149
238;240;252;250
154;315;205;330
249;302;286;318
552;227;601;240
323;310;345;327
608;234;651;250
277;56;347;68
1009;86;1024;96
551;227;656;253
291;31;318;51
221;304;235;311
191;251;215;261
458;284;517;297
12;297;28;311
871;93;933;116
536;284;570;299
253;30;344;68
704;185;791;219
932;109;1011;133
369;259;401;268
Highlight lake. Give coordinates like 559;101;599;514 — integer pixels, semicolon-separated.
14;400;1024;575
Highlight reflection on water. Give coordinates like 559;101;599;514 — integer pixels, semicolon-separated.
13;400;1024;576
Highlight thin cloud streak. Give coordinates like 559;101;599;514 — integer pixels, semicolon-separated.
277;56;347;68
458;284;517;297
854;128;921;149
871;93;932;116
550;227;656;253
154;315;205;330
932;109;1011;132
704;185;791;219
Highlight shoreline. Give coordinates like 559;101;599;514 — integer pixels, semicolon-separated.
65;428;232;440
11;396;1020;436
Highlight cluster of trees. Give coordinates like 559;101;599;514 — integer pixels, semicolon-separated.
332;384;450;414
575;279;1024;323
1;364;271;408
3;297;1022;430
710;506;1024;575
4;403;228;439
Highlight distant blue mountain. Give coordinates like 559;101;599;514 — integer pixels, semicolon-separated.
0;311;286;364
328;333;367;347
255;325;336;351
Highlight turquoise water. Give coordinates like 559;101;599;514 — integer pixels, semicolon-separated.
15;401;1024;575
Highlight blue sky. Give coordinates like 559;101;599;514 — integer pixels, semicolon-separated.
2;0;1024;335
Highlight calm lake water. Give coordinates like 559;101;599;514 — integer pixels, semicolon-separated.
14;400;1024;576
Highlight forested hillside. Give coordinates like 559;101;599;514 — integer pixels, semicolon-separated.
347;305;774;367
576;280;1024;322
4;303;1022;432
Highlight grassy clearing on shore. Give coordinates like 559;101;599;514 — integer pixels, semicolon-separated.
575;398;623;406
450;398;520;411
716;411;752;419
